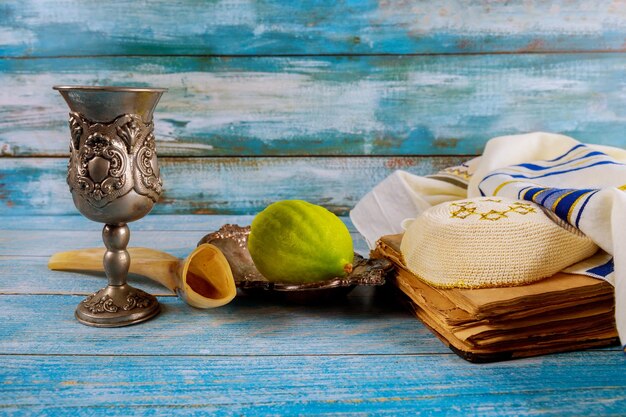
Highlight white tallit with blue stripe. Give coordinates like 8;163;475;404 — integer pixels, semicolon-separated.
351;132;626;350
469;133;626;349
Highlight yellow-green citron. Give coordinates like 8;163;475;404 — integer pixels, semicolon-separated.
248;200;354;283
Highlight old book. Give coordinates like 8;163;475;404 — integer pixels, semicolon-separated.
374;234;619;362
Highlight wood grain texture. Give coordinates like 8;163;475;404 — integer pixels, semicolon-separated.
1;353;625;416
0;215;364;295
0;156;462;215
1;54;625;157
0;293;445;355
0;214;346;292
1;0;625;57
0;214;260;231
0;230;369;258
0;234;369;293
0;256;174;296
0;214;351;232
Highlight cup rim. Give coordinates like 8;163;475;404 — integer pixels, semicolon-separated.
53;85;168;93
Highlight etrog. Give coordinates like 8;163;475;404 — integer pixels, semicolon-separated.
248;200;354;283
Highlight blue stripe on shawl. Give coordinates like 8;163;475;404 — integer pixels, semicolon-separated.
520;187;598;226
517;186;533;199
481;160;623;183
587;257;614;278
541;188;574;208
575;190;600;228
522;187;547;201
553;189;594;224
538;188;563;205
515;151;606;171
546;144;587;162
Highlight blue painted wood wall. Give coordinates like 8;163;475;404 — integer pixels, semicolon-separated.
0;0;625;215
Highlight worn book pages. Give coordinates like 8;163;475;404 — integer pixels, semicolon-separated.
374;234;619;362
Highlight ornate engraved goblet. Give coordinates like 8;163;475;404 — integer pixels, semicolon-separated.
53;85;167;327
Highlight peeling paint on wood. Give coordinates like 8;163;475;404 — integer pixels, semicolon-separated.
0;230;368;258
1;0;625;57
0;214;356;232
1;353;625;415
0;156;463;215
0;54;625;157
0;214;261;231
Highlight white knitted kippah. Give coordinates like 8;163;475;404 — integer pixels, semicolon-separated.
400;197;598;288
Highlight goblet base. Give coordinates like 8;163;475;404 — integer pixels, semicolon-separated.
75;284;160;327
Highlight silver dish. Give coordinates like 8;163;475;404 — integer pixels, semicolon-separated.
198;224;392;303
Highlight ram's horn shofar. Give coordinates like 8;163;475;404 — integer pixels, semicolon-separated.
48;244;237;309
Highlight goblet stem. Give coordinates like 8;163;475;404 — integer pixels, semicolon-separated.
103;224;131;287
73;222;161;327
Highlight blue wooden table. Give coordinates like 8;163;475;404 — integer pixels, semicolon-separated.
2;214;626;415
1;1;626;414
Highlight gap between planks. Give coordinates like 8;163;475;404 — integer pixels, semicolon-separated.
2;50;626;60
0;352;459;357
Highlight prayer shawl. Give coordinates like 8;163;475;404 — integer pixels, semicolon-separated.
350;132;626;350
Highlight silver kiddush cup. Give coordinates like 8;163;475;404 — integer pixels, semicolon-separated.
53;85;167;327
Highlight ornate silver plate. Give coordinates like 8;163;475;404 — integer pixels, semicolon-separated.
198;224;392;303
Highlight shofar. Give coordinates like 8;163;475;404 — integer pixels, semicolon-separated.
48;244;237;308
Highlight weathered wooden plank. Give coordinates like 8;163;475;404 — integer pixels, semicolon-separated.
0;212;366;293
0;230;215;258
0;215;360;295
0;156;461;215
1;55;625;157
0;230;368;258
0;256;174;296
1;0;625;57
1;353;625;416
0;234;369;289
0;214;355;232
0;214;258;231
0;294;445;355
